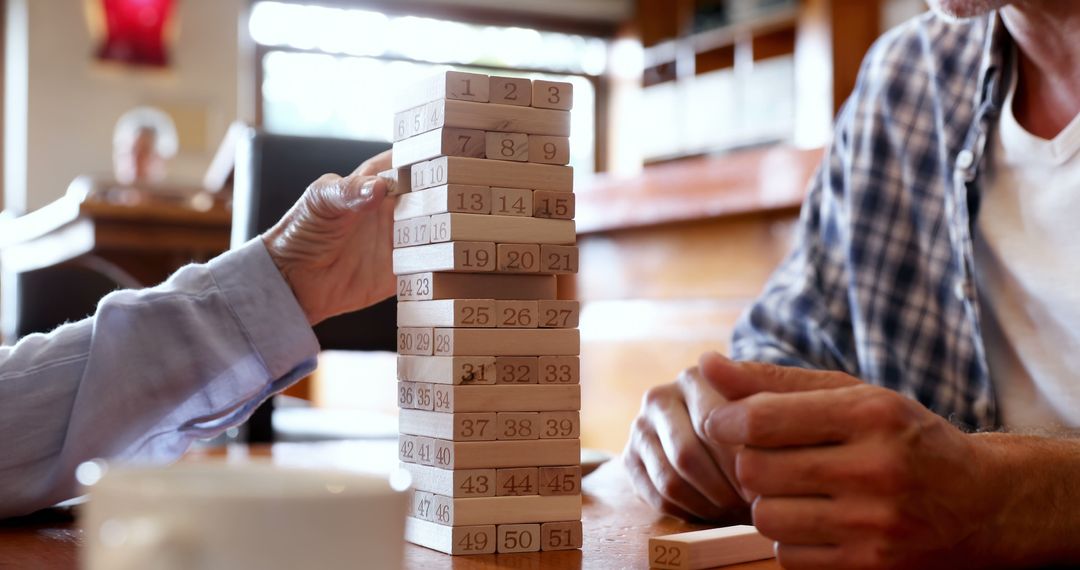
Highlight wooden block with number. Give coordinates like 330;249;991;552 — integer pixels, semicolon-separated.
397;272;557;301
539;411;580;439
485;132;528;162
497;244;541;273
428;213;574;245
539;466;582;496
393;241;496;274
495;300;539;328
396;70;490;112
648;526;776;569
394;185;491;220
496;412;540;440
412;490;436;522
540;244;579;274
397;299;496;328
541;521;583;551
528;135;571;165
379;167;412;196
532;80;574;111
397;327;434;356
539;356;580;385
405;518;496;555
491;187;533;217
538;300;580;328
399;409;497;441
533;190;575;219
400;463;496;498
392;128;485;168
415;436;436;466
489;75;532;106
434;328;579;356
399;434;418;463
397;355;496;385
397;381;416;410
423;494;580;526
394;99;569;142
430;384;580;413
498;524;541;553
393;216;431;248
430;438;580;469
412;156;572;192
495;356;538;384
495;467;539;496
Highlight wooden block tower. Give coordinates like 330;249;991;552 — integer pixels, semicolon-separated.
388;71;582;555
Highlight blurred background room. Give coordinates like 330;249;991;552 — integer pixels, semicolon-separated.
0;0;928;456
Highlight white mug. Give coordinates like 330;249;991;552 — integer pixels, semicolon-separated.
80;461;410;570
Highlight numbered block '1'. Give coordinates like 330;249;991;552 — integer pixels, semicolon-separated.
498;524;542;553
529;136;571;165
490;75;532;106
541;521;583;551
486;132;528;162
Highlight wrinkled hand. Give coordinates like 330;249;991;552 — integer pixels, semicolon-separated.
700;353;995;569
262;150;396;325
623;363;752;523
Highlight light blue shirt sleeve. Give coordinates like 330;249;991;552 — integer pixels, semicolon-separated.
0;238;320;518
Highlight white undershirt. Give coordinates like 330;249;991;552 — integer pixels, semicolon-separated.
974;61;1080;433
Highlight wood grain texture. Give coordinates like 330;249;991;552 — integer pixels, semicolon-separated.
394;185;492;220
396;272;557;301
392;127;486;168
428;213;575;245
411;156;572;192
392;241;497;274
395;99;570;142
397;355;496;385
424;384;580;413
422;438;581;469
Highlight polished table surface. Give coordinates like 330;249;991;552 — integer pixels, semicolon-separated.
0;441;780;569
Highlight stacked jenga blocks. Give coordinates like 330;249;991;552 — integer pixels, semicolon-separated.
388;71;582;555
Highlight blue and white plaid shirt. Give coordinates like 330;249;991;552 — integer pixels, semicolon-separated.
731;13;1015;430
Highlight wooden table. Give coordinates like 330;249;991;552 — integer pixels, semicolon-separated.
0;441;780;569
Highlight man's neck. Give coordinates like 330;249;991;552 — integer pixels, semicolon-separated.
1001;2;1080;138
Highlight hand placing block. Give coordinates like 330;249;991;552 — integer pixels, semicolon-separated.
394;70;490;113
648;526;776;570
489;75;532;106
397;272;557;301
486;132;528;162
393;241;497;274
528;136;571;165
392;128;486;169
394;185;491;220
433;328;580;356
394;99;569;142
379;167;412;196
398;355;496;385
428;213;575;245
412;156;573;192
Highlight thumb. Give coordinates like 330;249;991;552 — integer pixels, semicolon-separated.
698;351;859;401
337;174;388;211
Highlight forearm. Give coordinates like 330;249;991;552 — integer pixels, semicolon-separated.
973;432;1080;566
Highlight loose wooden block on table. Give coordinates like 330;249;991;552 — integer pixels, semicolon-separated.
498;524;541;553
428;212;574;245
496;467;538;496
397;355;496;385
540;244;579;274
399;409;496;441
539;356;580;385
539;411;580;439
532;80;574;111
533;190;575;219
433;327;580;356
405;518;496;555
391;127;485;168
393;241;496;274
648;525;776;570
397;299;496;328
420;438;580;469
397;327;434;355
538;300;580;328
420;494;581;526
412;156;573;192
394;184;491;220
496;300;539;328
424;384;580;413
396;272;557;301
393;216;431;248
541;521;583;551
394;99;570;142
496;356;539;384
395;70;490;112
400;463;496;498
379;167;412;196
496;412;540;440
497;243;541;273
485;132;528;162
489;75;532;106
539;466;582;496
491;187;533;217
528;135;571;165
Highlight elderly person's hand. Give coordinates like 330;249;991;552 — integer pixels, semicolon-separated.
261;150;395;325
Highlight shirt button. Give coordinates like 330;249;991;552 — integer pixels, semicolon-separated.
954;280;968;302
956;149;975;169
